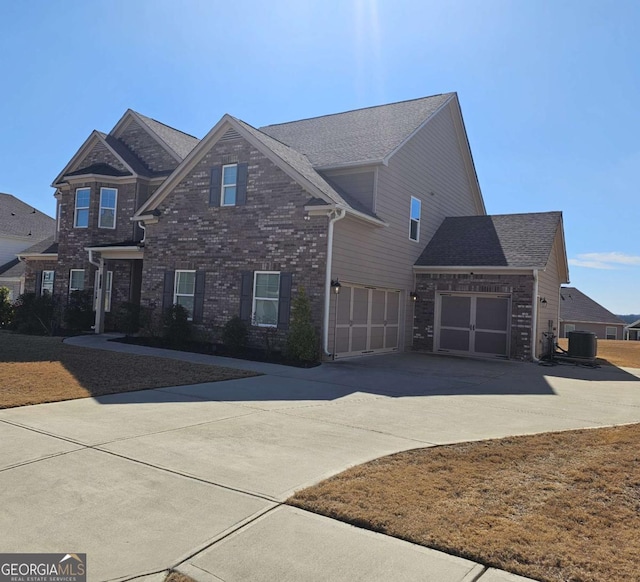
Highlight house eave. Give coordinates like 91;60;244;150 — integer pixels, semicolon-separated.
303;204;387;227
17;253;58;260
84;245;144;260
414;265;539;275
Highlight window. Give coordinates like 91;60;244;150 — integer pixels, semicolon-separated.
74;188;90;228
99;188;117;229
221;164;238;206
564;324;575;337
252;272;280;327
174;270;196;318
409;196;421;242
606;326;617;340
41;271;55;295
94;270;113;312
69;269;85;292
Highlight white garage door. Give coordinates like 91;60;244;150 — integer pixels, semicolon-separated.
436;293;511;358
334;285;401;358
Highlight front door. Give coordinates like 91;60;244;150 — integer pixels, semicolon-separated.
437;293;511;357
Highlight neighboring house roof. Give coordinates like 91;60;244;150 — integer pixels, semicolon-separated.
415;212;563;268
17;235;58;256
131;111;200;160
261;93;453;168
0;193;56;240
560;287;626;325
0;258;24;279
626;319;640;330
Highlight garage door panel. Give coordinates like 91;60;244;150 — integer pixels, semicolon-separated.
371;290;385;325
385;325;398;349
475;331;507;355
476;297;509;331
441;296;471;328
351;327;368;351
440;328;470;352
387;293;400;325
352;288;369;324
334;285;401;358
370;327;384;350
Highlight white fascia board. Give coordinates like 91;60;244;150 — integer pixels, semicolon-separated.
63;174;137;185
84;246;144;260
315;160;385;171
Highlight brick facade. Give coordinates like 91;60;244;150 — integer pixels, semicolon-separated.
24;259;58;294
413;272;534;360
141;135;329;349
117;120;178;173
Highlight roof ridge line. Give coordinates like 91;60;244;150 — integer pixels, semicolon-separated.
260;93;453;129
130;110;199;140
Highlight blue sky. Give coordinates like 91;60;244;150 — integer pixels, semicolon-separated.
1;0;638;312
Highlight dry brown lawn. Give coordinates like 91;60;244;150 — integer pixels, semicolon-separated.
558;338;640;369
0;332;258;408
290;425;640;582
164;572;194;582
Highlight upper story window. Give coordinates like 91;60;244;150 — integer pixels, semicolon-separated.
69;269;85;293
252;271;280;327
99;188;117;229
174;270;196;319
41;271;55;295
409;196;421;242
221;164;238;206
74;188;90;228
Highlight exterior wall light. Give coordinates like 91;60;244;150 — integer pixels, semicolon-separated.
539;297;547;306
331;279;342;294
410;292;419;302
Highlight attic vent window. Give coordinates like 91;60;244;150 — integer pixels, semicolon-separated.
220;128;241;142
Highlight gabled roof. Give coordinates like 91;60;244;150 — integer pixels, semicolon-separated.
0;193;56;240
626;319;640;330
260;93;453;168
415;212;562;269
560;287;626;325
17;235;58;256
65;163;131;178
135;115;386;225
0;258;24;278
126;110;200;161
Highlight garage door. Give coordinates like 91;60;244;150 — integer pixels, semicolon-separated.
334;285;401;358
436;293;511;358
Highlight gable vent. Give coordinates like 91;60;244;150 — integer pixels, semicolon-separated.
220;128;241;142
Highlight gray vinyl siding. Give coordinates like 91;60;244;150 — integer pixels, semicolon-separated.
0;237;31;266
321;168;375;213
560;321;625;340
331;101;484;352
536;228;562;357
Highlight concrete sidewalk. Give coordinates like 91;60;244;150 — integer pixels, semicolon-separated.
2;334;639;581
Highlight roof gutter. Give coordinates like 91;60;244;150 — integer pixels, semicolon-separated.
322;208;346;357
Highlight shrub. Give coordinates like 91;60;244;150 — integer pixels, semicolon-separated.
112;301;144;335
162;304;192;346
11;292;57;335
221;316;248;352
64;290;94;332
286;287;319;362
0;287;13;328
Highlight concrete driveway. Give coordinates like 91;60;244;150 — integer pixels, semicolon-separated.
2;336;640;581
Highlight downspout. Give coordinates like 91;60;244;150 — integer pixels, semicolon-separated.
531;269;539;362
88;249;105;334
322;208;346;356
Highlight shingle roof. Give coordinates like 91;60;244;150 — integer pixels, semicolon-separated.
65;162;132;177
103;134;156;177
0;258;24;278
133;112;200;160
415;212;562;268
0;193;56;240
18;235;58;255
260;93;453;168
560;287;626;325
233;117;357;211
